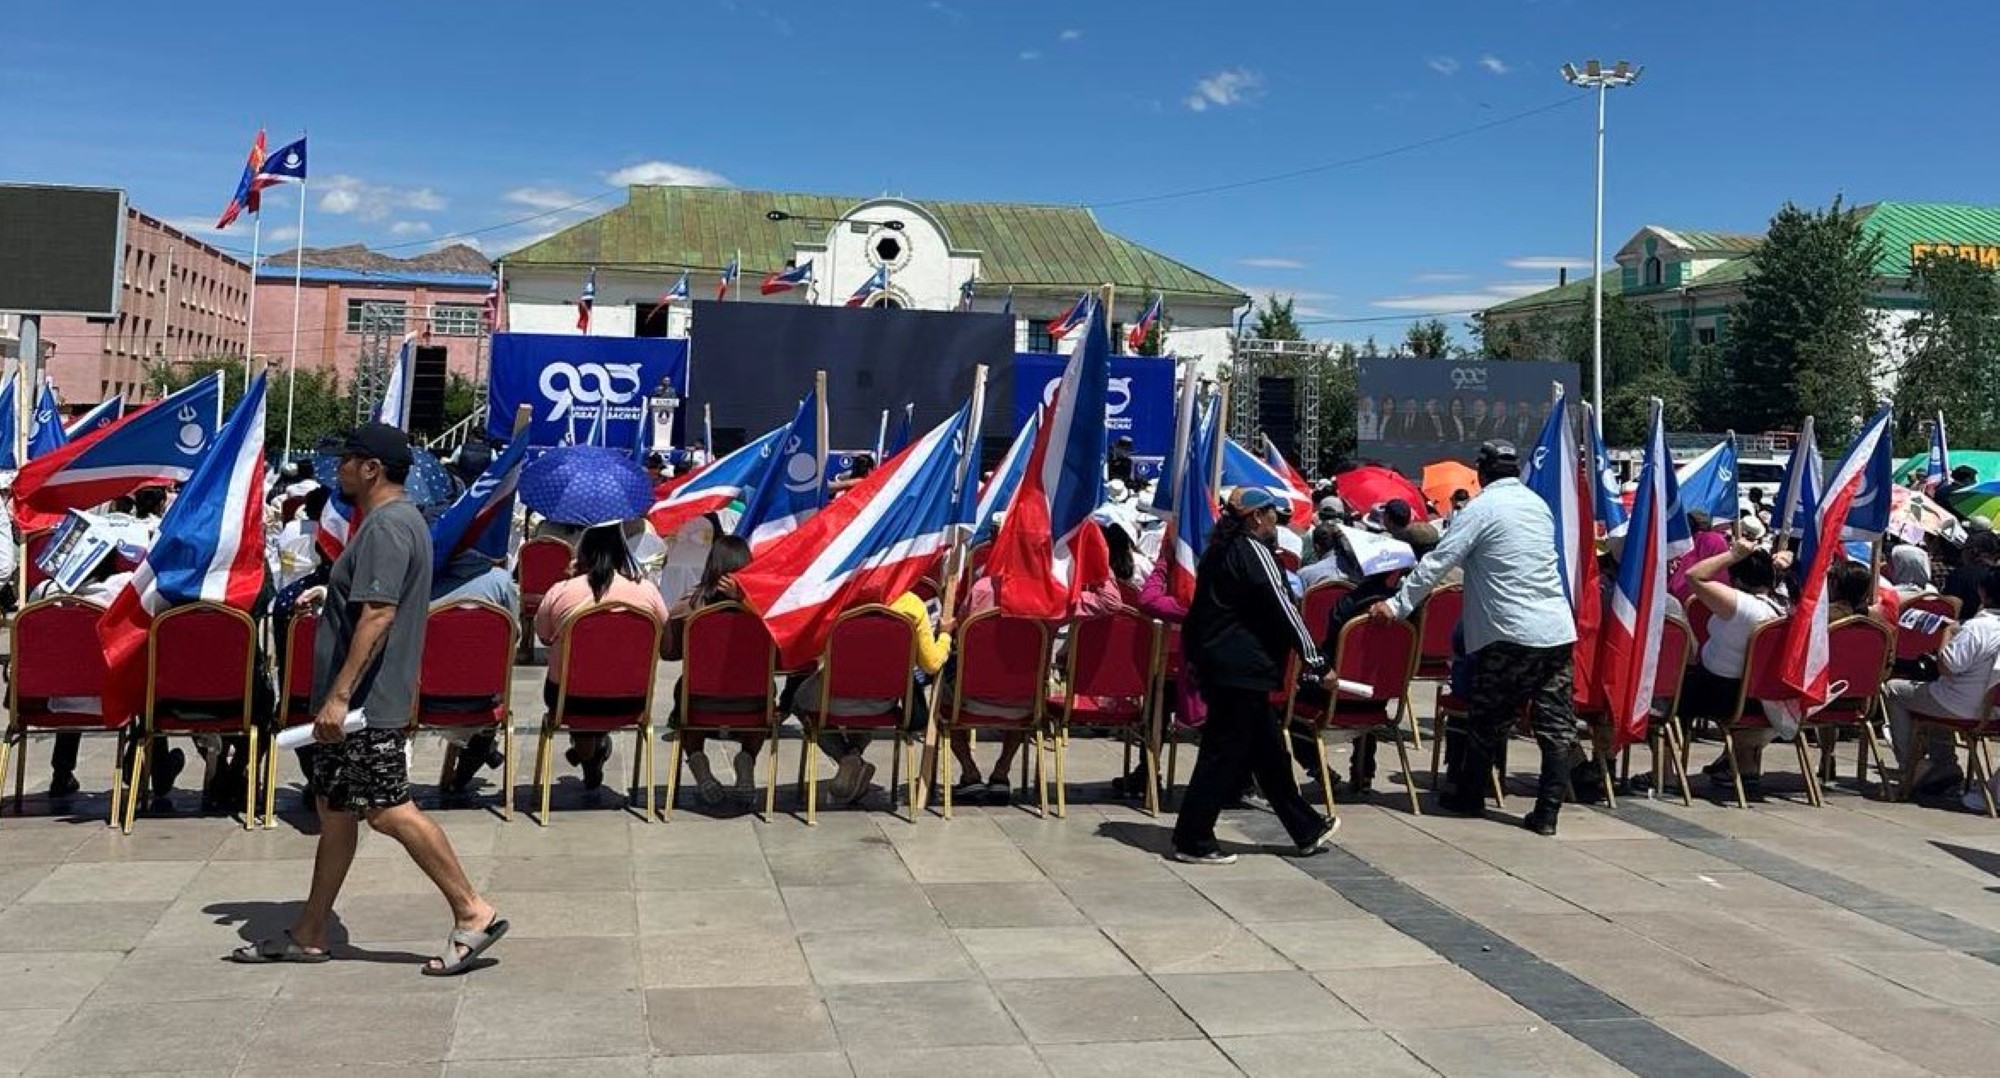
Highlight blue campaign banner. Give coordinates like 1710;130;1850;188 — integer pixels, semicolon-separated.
1011;352;1173;479
486;333;690;449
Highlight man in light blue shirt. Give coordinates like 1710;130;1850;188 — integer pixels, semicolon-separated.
1369;440;1577;835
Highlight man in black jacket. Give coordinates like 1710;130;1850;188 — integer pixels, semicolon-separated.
1172;488;1340;865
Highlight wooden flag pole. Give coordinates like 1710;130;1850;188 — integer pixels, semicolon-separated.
917;364;988;815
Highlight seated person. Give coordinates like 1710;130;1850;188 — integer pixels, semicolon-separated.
534;522;673;791
1682;537;1791;792
430;549;522;798
665;536;771;807
1885;566;2000;801
798;590;950;806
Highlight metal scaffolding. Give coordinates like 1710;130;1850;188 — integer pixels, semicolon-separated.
351;301;401;425
1229;336;1335;474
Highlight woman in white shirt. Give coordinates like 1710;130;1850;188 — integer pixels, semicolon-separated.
1683;535;1791;792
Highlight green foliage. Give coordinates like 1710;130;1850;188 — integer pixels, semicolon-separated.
149;357;356;458
1895;253;2000;454
1252;296;1303;341
1402;318;1450;359
1720;197;1883;435
443;372;483;436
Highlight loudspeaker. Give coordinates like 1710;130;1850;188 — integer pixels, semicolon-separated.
410;346;448;435
1257;376;1297;456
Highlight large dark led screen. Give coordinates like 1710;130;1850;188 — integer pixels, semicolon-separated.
0;185;126;316
1356;357;1581;474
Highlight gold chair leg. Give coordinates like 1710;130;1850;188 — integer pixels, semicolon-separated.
764;727;780;821
262;734;279;829
1034;728;1050;818
123;736;149;834
1315;728;1338;820
1142;731;1161;819
940;725;955;821
1596;728;1618;809
0;730;17;816
643;725;657;821
105;730;125;828
1666;720;1693;807
501;725;515;822
536;727;555;827
663;732;684;821
242;728;259;830
1402;692;1424;751
1724;731;1748;809
804;731;820;826
1391;728;1421;816
1794;735;1822;807
1054;725;1068;819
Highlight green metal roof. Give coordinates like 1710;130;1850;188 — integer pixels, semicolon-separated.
499;186;1246;302
1854;201;2000;277
1658;228;1761;255
1481;269;1624;315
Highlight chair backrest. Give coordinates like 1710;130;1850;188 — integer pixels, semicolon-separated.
284;613;319;702
1897;594;1960;662
151;602;257;705
422;601;518;700
21;529;54;594
1332;616;1420;703
1688;601;1715;653
1302;581;1353;642
9;598;111;705
953;609;1050;713
1826;615;1894;704
822;604;919;702
1737;617;1797;714
1909;593;1962;622
517;537;574;599
1064;609;1160;700
279;494;305;522
1655;614;1694;703
1415;584;1462;665
553;602;661;700
680;602;778;699
1162;622;1185;677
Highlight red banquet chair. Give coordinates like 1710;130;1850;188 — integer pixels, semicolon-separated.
1908;684;2000;818
1796;616;1896;803
1612;613;1699;807
1047;609;1161;818
1289;616;1422;816
666;602;779;820
261;612;319;827
937;610;1052;819
126;602;260;833
1;598;124;824
1896;594;1961;665
20;529;56;597
1302;580;1354;642
515;537;574;655
536;602;663;825
1408;584;1464;749
1715;618;1801;809
797;605;920;825
414;601;520;820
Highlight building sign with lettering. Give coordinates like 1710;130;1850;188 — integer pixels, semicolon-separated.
1910;242;2000;269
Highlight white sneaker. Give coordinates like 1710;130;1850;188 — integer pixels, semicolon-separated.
827;755;866;803
732;750;757;800
687;754;726;807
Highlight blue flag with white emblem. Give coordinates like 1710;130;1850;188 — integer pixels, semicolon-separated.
735;384;827;551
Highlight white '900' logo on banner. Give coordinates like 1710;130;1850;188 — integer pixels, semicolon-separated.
540;362;645;421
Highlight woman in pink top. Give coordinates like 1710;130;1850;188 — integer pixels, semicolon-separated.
535;524;674;791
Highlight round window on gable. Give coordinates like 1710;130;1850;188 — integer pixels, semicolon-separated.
874;235;903;263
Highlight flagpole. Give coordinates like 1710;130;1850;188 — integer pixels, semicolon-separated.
875;409;889;460
702;402;713;459
923;362;989;811
813;369;828;507
283;172;307;461
243;212;262;388
1211;381;1230;493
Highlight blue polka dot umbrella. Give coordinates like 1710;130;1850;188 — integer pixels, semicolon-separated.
312;443;454;509
520;445;655;527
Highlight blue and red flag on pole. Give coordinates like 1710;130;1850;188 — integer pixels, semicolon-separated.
12;375;224;531
1585;406;1627;535
1260;436;1313;505
97;374;269;726
376;331;421;427
988;295;1111;618
735;384;827;552
27;381;67;459
736;400;983;667
884;404;915;460
64;394;124;440
972;402;1041;537
215;129;267;230
0;375;15;470
1925;411;1951;494
761;260;814;296
1601;399;1673;751
1164;394;1221;608
1674;438;1739;521
1047;293;1090;343
1771;416;1822;544
845;267;888;307
717;251;740;301
660;270;690;306
1222;437;1311;521
256;137;308;186
576;267;596;333
1126;294;1162;352
430;434;531;573
1520;387;1602;707
648;424;787;536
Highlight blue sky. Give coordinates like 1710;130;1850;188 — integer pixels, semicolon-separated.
8;0;1999;344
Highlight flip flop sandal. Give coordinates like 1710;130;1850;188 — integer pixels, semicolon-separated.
421;917;510;977
228;931;331;964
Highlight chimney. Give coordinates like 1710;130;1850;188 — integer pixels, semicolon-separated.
1558;267;1569;287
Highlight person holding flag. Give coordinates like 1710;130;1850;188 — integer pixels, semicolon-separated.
1370;440;1578;835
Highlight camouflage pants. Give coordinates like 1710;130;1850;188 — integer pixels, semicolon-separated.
1452;641;1576;807
308;728;411;813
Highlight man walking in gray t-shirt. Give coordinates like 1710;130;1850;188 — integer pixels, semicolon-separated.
231;423;506;975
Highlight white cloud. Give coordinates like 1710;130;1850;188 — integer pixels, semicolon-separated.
160;215;228;239
316;175;450;222
1505;255;1591;270
1059;28;1082;42
926;1;963;18
264;226;300;245
1019;49;1042;61
1372;280;1557;310
503;186;586;211
1238;257;1306;270
1427;56;1460;76
604;160;731;188
1184;68;1262;112
389;220;431;237
1413;272;1471;283
1478;54;1511;75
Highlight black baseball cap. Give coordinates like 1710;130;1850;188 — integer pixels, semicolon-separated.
343;422;414;468
1477;439;1519;468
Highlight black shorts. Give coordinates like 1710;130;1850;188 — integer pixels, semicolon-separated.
309;728;411;813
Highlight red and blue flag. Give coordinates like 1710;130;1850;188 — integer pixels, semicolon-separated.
576;267;596;333
735;386;827;552
761;261;813;295
973;402;1041;536
64;394;124;440
1779;406;1895;718
1126;294;1162;352
648;424;787;536
1771;417;1822;542
13;375;224;531
1047;293;1090;343
1521;389;1602;709
1164;395;1221;608
96;374;268;725
1601;399;1672;750
1222;437;1311;520
845;267;888;307
215;129;267;230
27;381;67;459
256;137;308;186
430;435;530;573
1924;411;1950;494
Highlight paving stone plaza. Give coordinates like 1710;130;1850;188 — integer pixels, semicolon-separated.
3;665;1998;1077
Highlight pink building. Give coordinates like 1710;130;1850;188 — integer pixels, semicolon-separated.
250;244;494;389
36;208;251;406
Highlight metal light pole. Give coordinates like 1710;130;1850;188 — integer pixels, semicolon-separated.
1562;59;1641;436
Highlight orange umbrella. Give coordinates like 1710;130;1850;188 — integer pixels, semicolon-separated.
1422;461;1481;515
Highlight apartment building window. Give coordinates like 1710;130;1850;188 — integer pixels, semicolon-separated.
346;299;408;333
431;303;484;336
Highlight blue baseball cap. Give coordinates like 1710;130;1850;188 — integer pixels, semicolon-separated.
1226;487;1281;515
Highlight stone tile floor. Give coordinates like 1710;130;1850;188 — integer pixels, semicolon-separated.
2;683;1999;1075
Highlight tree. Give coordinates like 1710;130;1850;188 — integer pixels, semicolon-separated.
150;358;355;458
1132;314;1166;357
1720;197;1883;435
1472;309;1565;361
1252;296;1303;341
1895;252;2000;453
1402;318;1450;359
